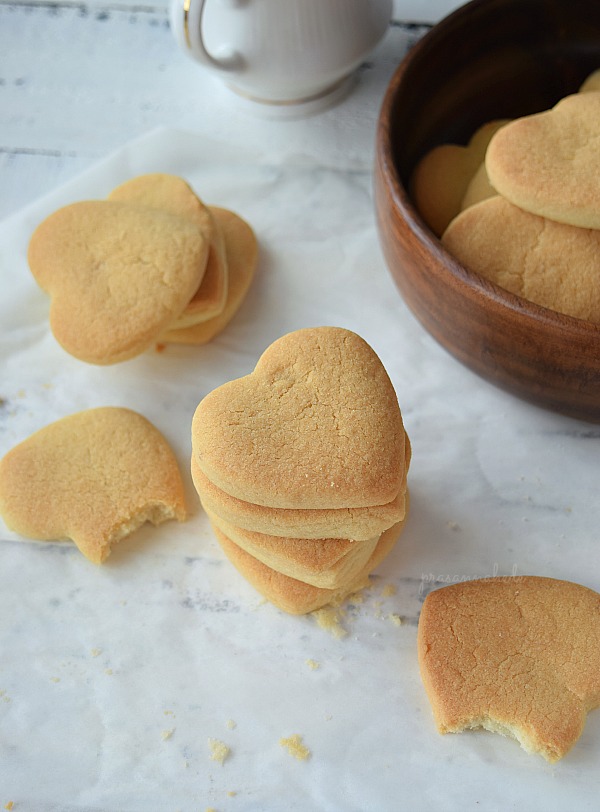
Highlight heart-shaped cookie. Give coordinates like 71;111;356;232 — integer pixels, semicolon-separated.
205;505;380;589
0;407;186;564
191;455;408;540
442;196;600;323
410;119;509;236
192;327;407;510
460;161;498;212
486;93;600;229
580;69;600;93
213;518;405;615
418;576;600;762
27;199;210;364
109;173;228;326
162;206;258;345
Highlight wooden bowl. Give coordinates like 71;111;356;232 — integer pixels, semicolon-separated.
374;0;600;422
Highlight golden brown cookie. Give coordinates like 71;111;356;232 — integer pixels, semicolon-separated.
108;172;213;236
417;576;600;762
442;196;600;323
460;161;498;211
27;200;210;364
192;458;408;541
192;327;406;509
169;210;228;328
213;518;405;615
162;207;258;345
410;120;509;236
109;174;229;326
0;407;186;564
485;93;600;229
206;506;380;589
579;69;600;93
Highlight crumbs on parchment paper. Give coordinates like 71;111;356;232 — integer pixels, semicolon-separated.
279;733;311;760
208;738;230;765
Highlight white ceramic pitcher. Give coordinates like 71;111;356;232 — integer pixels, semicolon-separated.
170;0;393;108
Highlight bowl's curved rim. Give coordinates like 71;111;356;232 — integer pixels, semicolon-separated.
376;0;600;341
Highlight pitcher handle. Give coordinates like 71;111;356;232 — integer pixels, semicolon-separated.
172;0;244;72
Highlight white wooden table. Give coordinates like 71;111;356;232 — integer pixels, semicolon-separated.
0;0;465;222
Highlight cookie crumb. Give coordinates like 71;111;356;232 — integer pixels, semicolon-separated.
346;590;365;605
50;677;60;683
225;719;236;730
312;606;347;638
305;659;320;670
381;583;397;598
208;738;230;765
227;791;237;797
161;728;175;741
90;648;102;658
389;613;404;627
5;802;14;810
104;669;113;676
279;734;311;761
164;709;175;717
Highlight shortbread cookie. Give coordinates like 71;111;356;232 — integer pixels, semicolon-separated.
191;452;409;541
442;196;600;322
108;172;213;236
486;93;600;229
193;458;407;540
162;207;258;345
579;69;600;93
0;407;186;564
169;210;228;328
213;518;405;615
410;120;509;236
28;200;210;364
417;576;600;762
192;327;406;509
109;174;228;326
206;507;379;589
460;161;498;211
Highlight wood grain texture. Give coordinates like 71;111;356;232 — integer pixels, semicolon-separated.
375;0;600;422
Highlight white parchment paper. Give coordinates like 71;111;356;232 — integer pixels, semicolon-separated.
0;129;598;812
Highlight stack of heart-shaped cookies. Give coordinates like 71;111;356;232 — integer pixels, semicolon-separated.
191;326;410;615
27;173;258;364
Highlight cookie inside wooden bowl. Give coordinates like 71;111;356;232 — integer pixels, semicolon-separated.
374;0;600;422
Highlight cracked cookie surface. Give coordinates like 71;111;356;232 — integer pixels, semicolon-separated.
192;326;407;510
28;199;210;364
442;196;600;323
486;93;600;229
417;576;600;762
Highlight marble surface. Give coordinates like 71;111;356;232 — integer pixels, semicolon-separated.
1;4;599;812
